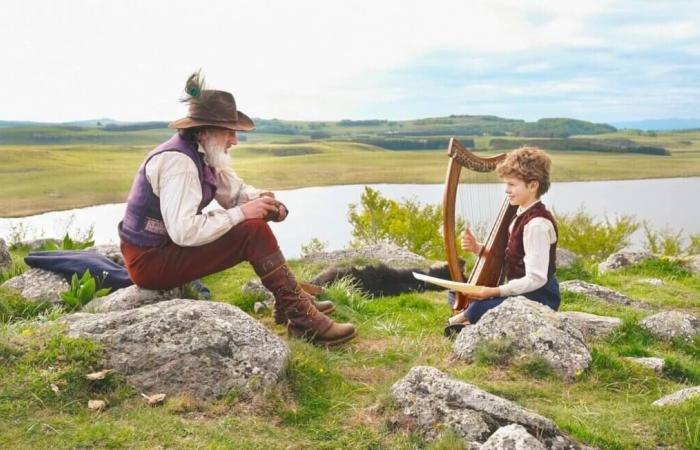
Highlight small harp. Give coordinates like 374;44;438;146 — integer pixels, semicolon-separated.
442;138;518;313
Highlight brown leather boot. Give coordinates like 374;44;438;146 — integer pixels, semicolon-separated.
273;283;336;325
254;251;356;346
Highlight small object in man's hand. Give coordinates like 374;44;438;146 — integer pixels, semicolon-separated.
264;200;288;222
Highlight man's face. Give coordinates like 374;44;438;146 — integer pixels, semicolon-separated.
200;128;238;169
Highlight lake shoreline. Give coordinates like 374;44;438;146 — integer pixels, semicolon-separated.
3;174;700;219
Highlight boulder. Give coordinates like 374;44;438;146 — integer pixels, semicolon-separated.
558;311;622;340
241;280;275;309
454;298;591;380
301;243;427;267
560;280;654;311
390;366;582;448
556;248;579;270
653;386;700;407
83;285;182;313
91;244;125;266
598;251;653;273
480;424;546;450
61;299;290;400
639;311;700;341
686;255;700;275
20;238;61;250
0;238;11;273
1;268;69;304
624;357;665;373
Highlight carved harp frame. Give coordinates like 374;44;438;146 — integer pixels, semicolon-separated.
442;138;518;312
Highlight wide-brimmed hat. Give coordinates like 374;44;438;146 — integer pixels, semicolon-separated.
169;71;255;132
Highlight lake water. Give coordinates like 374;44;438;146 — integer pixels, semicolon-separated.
1;177;698;258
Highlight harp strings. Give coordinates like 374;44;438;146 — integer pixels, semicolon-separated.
456;168;503;251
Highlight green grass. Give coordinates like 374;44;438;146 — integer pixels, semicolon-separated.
1;246;700;449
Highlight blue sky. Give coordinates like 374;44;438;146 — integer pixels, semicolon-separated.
2;0;698;123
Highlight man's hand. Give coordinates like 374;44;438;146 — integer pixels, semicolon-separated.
468;286;501;300
241;196;279;220
461;229;483;254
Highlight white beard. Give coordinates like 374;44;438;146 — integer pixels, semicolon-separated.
202;137;231;169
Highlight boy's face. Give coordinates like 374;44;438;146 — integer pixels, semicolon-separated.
503;176;539;207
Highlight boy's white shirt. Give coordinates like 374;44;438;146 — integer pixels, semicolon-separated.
498;200;558;297
144;146;262;247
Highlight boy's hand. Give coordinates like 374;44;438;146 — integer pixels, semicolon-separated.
468;286;501;300
241;196;278;220
461;229;482;254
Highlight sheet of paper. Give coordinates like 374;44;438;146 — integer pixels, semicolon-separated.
412;272;481;294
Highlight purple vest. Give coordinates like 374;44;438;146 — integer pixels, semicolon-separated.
118;134;218;247
504;202;558;280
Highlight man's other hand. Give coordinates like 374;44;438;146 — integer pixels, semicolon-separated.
241;196;278;220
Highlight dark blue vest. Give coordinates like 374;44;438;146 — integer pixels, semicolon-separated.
118;134;218;247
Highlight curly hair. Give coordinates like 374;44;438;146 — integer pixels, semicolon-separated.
495;146;552;197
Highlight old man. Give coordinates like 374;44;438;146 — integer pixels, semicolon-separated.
118;72;356;346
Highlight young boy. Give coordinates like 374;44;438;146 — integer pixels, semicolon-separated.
448;146;560;326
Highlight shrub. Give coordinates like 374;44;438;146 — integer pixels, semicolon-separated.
300;238;328;257
554;208;638;261
348;186;464;260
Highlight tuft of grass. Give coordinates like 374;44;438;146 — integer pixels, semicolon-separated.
0;288;55;323
473;339;515;367
517;355;557;380
662;356;700;384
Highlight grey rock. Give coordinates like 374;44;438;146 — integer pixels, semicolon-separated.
83;285;182;313
0;238;11;272
1;268;68;304
454;298;591;380
686;255;700;275
253;301;268;314
636;277;664;286
302;243;427;267
624;357;665;373
653;386;700;407
480;424;546;450
241;280;275;308
560;280;654;311
22;238;61;250
639;311;700;341
61;299;290;400
556;248;579;270
559;311;622;340
390;366;582;448
90;245;125;266
598;251;653;273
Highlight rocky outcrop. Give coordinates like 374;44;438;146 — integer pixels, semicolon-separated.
21;238;61;250
454;298;591;380
301;243;427;267
559;311;622;340
0;238;11;273
390;366;584;448
480;424;547;450
556;248;579;270
624;357;665;373
560;280;654;311
91;244;125;266
653;386;700;407
598;251;653;273
61;299;290;400
241;280;275;308
1;268;68;304
639;311;700;341
83;285;182;313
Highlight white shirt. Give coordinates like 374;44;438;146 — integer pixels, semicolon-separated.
498;201;557;297
144;146;263;247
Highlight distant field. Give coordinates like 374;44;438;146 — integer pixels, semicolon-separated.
0;130;699;217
